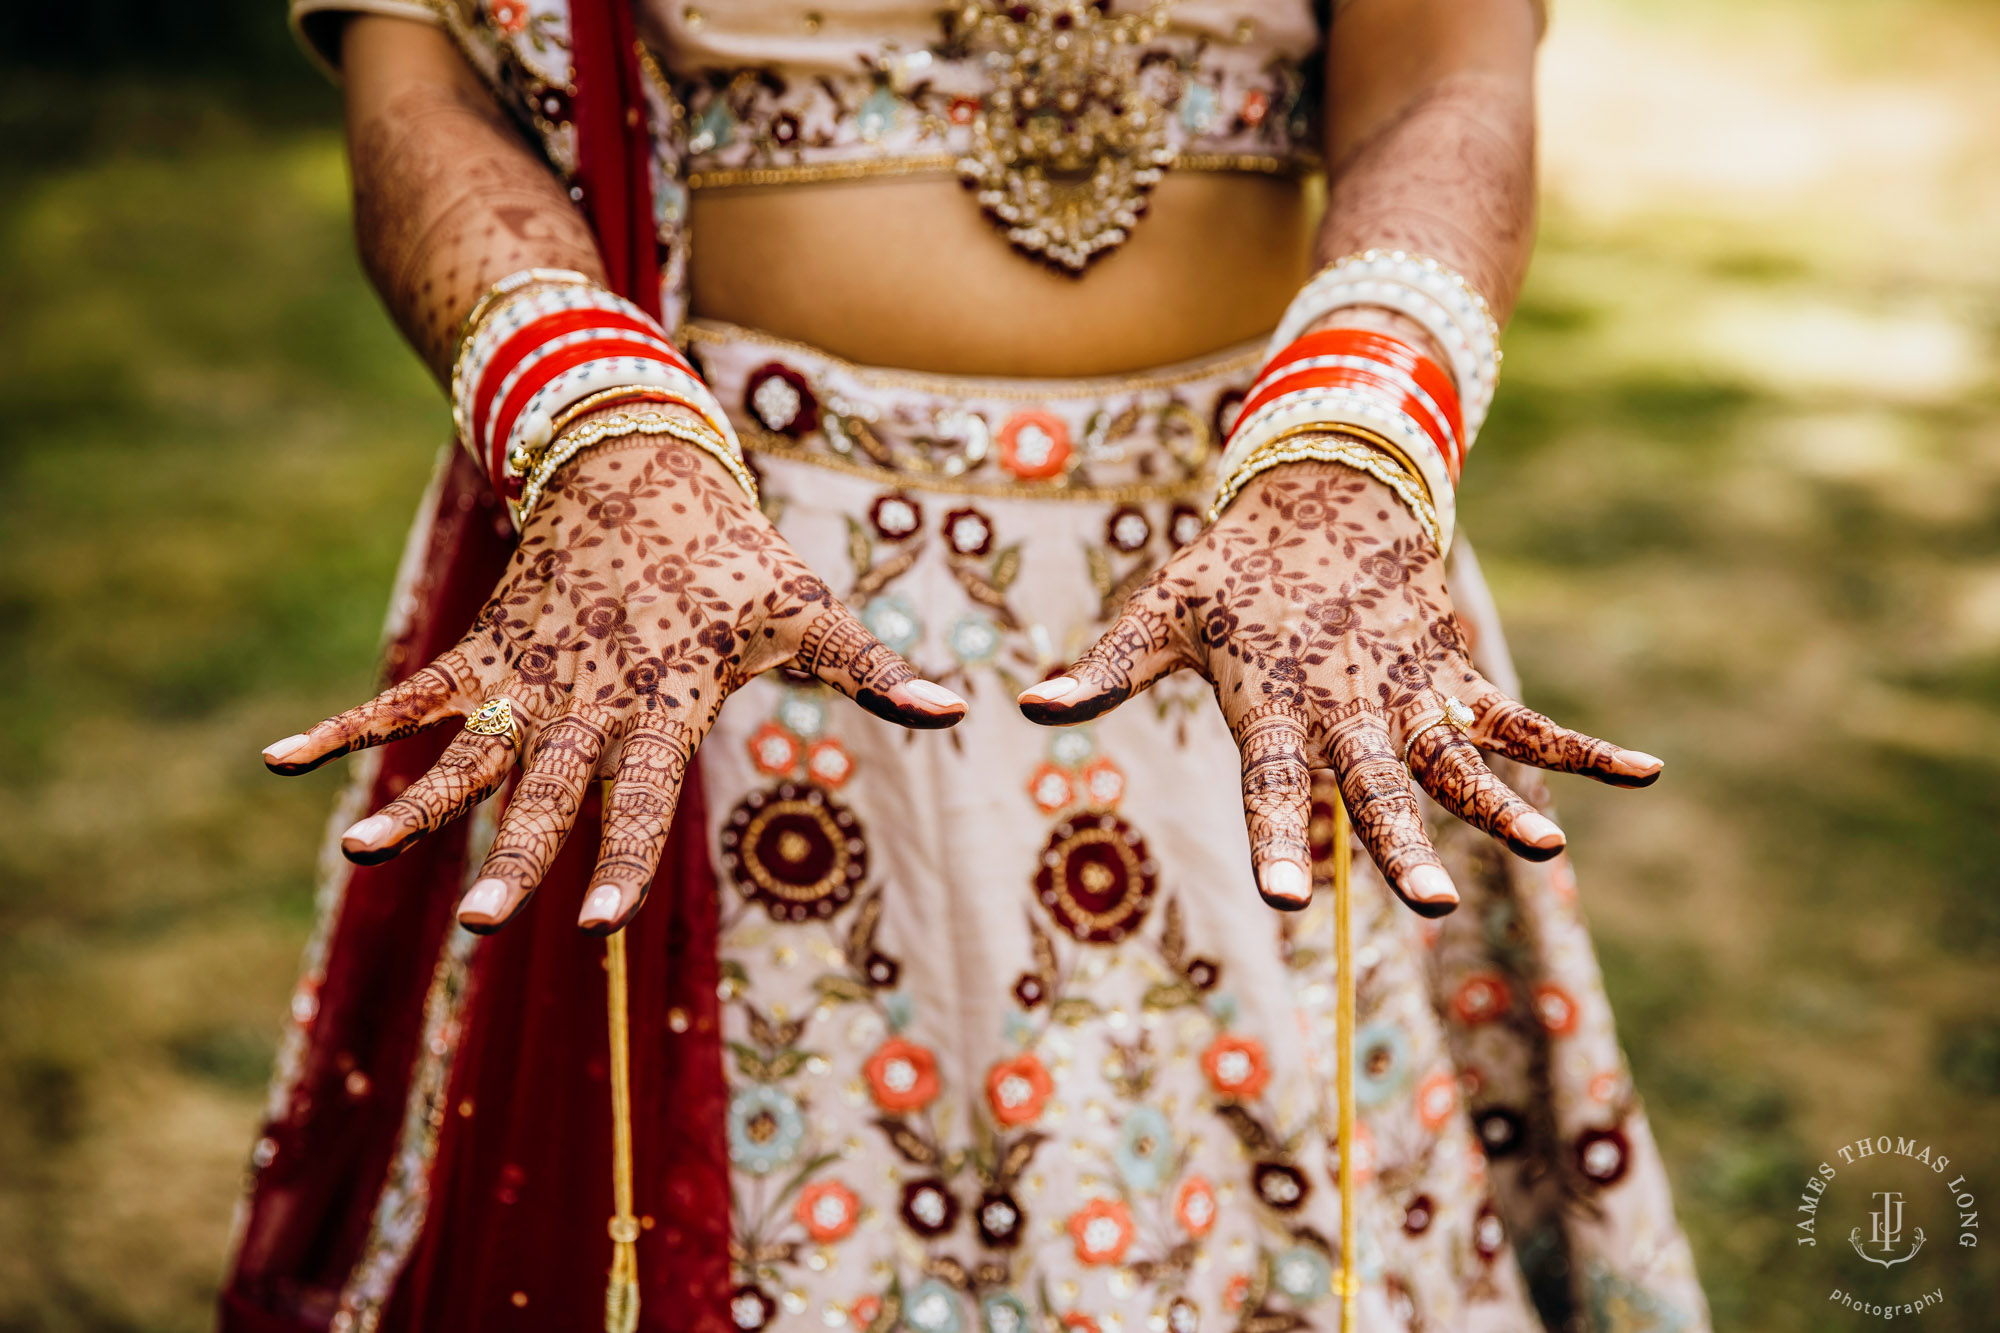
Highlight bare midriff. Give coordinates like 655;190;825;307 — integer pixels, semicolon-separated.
687;171;1318;377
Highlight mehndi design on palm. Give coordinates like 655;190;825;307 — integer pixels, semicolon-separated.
262;424;965;935
1019;461;1660;917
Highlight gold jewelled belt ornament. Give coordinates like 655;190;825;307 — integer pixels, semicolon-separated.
956;0;1177;273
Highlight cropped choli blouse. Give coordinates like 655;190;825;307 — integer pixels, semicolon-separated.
294;0;1327;273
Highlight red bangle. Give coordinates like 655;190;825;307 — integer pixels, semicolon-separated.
488;338;685;486
1261;330;1463;447
470;307;688;451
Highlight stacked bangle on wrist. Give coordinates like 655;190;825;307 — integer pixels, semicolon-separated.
449;268;753;528
1212;252;1500;552
513;408;759;530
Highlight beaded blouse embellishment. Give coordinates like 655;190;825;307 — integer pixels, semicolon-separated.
955;0;1177;273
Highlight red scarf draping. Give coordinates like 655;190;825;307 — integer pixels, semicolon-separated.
220;4;731;1327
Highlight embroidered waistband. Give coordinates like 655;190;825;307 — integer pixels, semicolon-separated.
685;320;1265;502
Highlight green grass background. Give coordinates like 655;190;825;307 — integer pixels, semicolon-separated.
1;0;1997;1328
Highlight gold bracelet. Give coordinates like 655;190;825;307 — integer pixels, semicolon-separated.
545;386;678;442
511;409;760;530
1209;430;1442;551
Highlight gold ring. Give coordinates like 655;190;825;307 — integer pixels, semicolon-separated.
464;697;523;749
1401;695;1475;768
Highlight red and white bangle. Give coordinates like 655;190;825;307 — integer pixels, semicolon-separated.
449;270;746;522
1211;328;1464;551
1267;250;1502;446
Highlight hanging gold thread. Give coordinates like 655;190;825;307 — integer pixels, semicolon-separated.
604;867;641;1333
1333;797;1360;1329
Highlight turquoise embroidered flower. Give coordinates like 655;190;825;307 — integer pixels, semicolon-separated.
1003;1009;1036;1047
1354;1020;1414;1109
858;86;903;142
1114;1105;1176;1193
947;613;1002;667
776;689;829;740
881;990;916;1034
863;594;923;655
904;1278;965;1333
725;1084;804;1176
1179;83;1219;134
1204;990;1240;1026
980;1291;1032;1333
1272;1244;1333;1304
1047;726;1097;768
689;100;735;155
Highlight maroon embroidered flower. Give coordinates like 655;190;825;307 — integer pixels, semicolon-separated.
1105;506;1151;553
1473;1200;1506;1262
1033;813;1159;944
942;506;995;557
863;951;900;989
1166;1297;1199;1333
976;1189;1025;1248
1212;388;1247;442
1252;1160;1310;1212
1168;503;1206;549
745;362;818;436
948;96;981;125
772;111;801;144
1184;957;1220;991
899;1177;960;1237
1012;972;1048;1009
869;492;924;541
1402;1193;1435;1236
1474;1107;1526;1159
720;783;867;922
729;1285;776;1330
1575;1125;1631;1187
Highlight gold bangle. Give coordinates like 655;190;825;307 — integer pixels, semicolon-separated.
1209;431;1441;552
545;387;678;443
511;409;759;530
1224;419;1441;513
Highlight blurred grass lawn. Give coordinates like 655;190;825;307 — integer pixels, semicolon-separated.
2;1;1998;1329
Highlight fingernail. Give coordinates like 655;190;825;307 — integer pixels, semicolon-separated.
1405;864;1459;904
1258;858;1310;904
1613;749;1663;776
1514;812;1565;849
263;733;310;763
342;814;394;851
582;884;622;921
902;680;967;711
1019;676;1077;705
459;878;508;919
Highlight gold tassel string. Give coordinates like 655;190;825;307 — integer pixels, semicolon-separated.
1333;798;1360;1330
604;842;641;1333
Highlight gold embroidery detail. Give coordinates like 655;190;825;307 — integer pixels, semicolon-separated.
956;0;1177;272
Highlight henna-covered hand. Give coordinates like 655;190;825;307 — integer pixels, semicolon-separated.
1017;462;1659;917
263;417;966;934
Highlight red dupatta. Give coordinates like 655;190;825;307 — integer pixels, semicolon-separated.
220;2;732;1327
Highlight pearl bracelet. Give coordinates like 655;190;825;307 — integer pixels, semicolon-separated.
512;408;760;531
1209;427;1442;552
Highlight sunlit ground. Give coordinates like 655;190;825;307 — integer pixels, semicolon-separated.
1;1;1995;1328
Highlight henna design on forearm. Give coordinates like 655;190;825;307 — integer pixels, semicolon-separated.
347;72;604;376
1320;72;1537;322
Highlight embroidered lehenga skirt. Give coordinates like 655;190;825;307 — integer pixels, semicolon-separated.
222;324;1709;1333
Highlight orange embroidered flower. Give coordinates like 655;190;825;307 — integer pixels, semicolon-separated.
1533;983;1579;1035
997;411;1073;481
489;0;529;33
851;1295;882;1325
1079;756;1126;808
1415;1070;1458;1131
1223;1274;1252;1311
1062;1315;1101;1333
1451;973;1511;1025
1028;762;1076;815
1174;1175;1218;1237
1588;1070;1622;1104
793;1180;860;1242
748;722;800;777
863;1038;940;1113
1201;1034;1271;1100
948;97;982;125
805;738;854;789
1332;1119;1377;1185
985;1052;1054;1126
1549;857;1577;903
1240;88;1271;127
1067;1198;1135;1265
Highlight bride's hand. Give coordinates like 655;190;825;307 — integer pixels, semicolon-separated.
1016;460;1659;917
261;416;966;934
